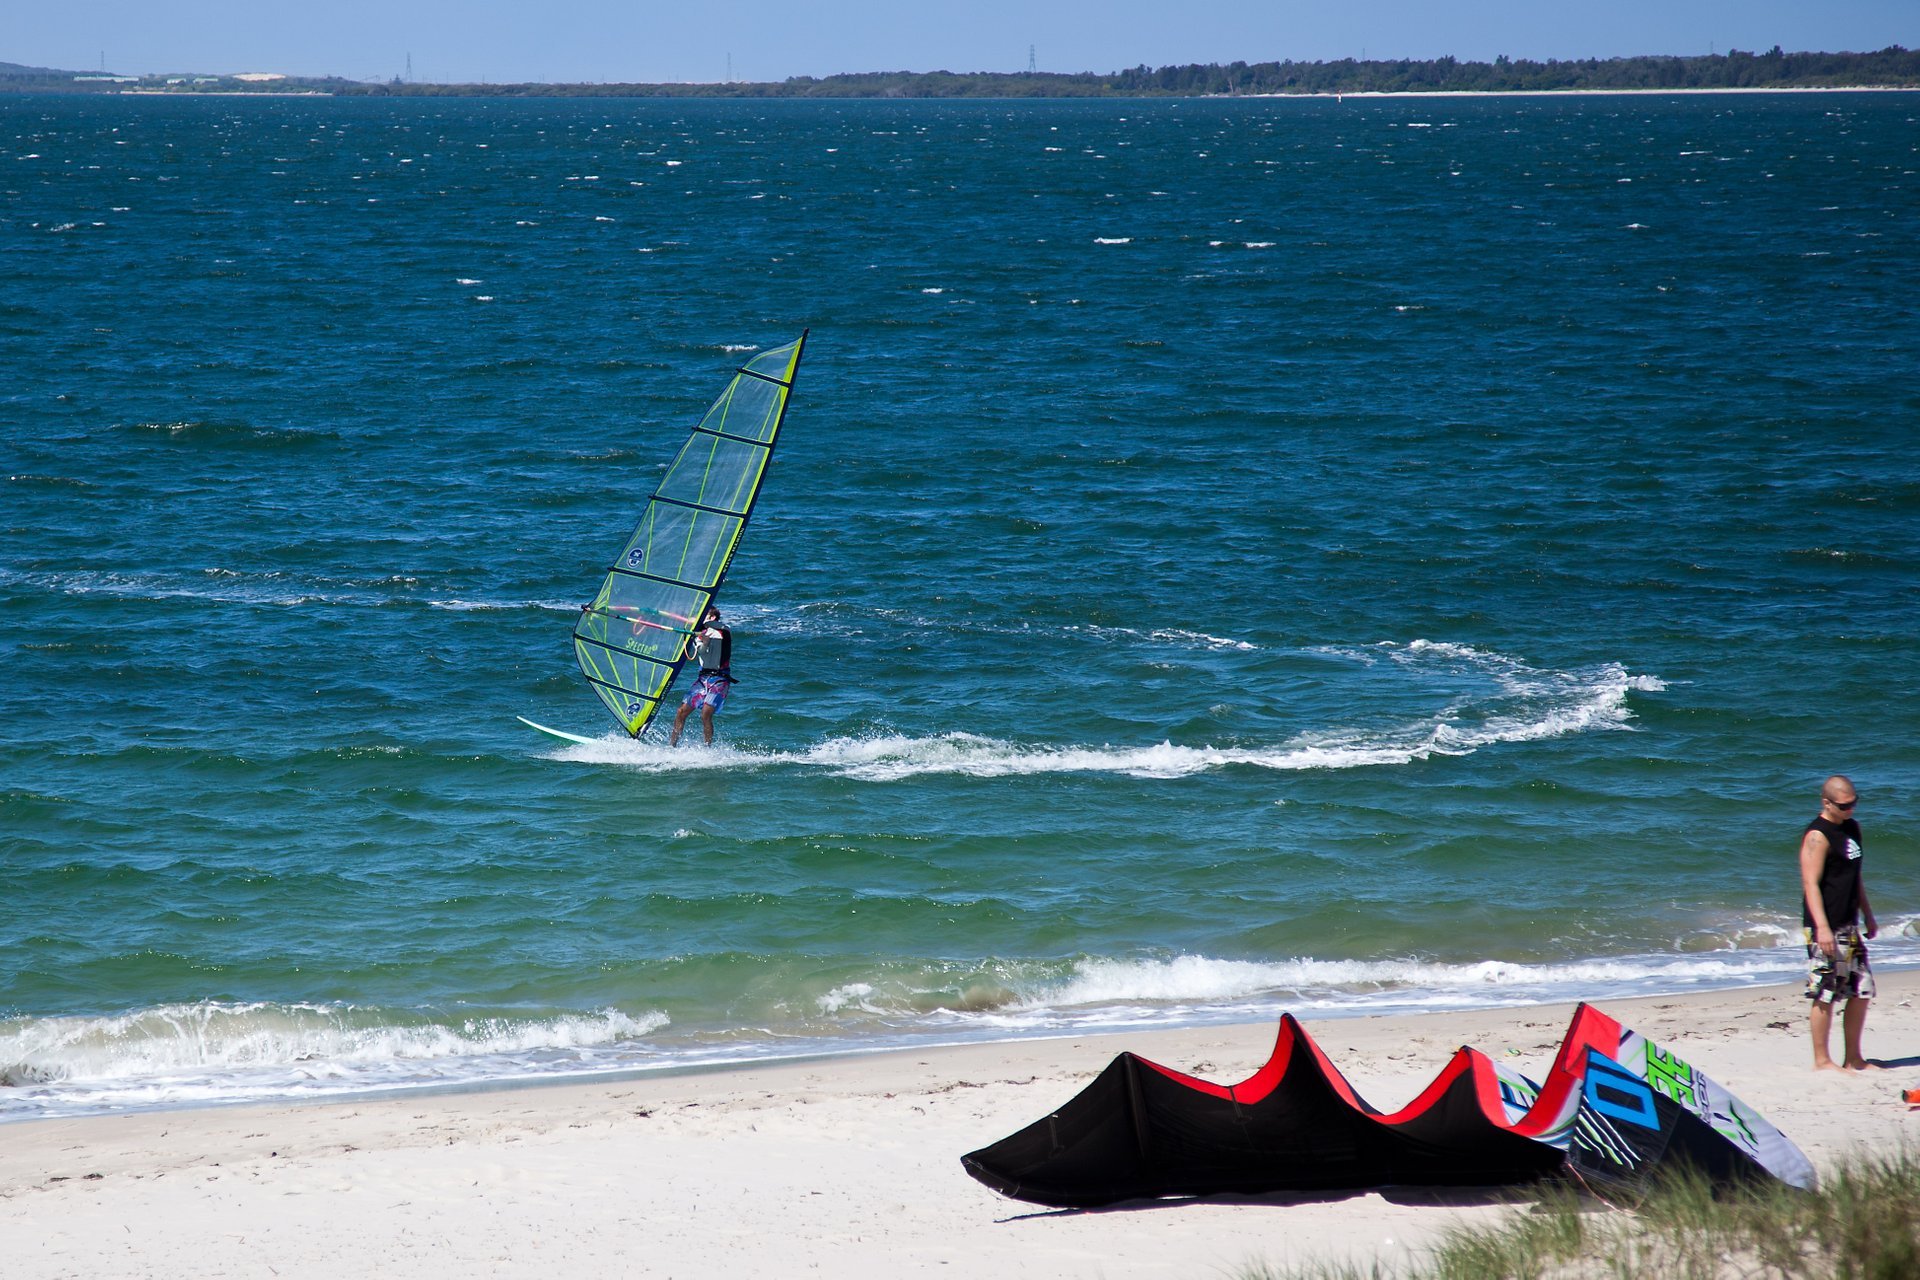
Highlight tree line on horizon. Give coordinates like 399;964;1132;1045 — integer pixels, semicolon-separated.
5;46;1918;97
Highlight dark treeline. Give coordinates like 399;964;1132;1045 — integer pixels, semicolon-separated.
6;46;1919;97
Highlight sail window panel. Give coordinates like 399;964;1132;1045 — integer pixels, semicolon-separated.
597;576;708;662
577;643;672;723
573;636;675;703
741;339;800;383
589;682;657;734
622;502;742;589
696;374;787;444
659;433;769;513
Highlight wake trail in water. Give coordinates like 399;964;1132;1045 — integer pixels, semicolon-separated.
546;641;1665;779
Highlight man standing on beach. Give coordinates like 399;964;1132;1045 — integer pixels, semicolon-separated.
670;604;733;746
1800;774;1877;1071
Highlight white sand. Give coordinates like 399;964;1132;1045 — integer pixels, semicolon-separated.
6;974;1919;1278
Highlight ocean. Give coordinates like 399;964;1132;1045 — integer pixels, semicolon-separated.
3;91;1917;1119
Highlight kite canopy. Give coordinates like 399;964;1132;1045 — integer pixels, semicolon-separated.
961;1003;1812;1208
1567;1046;1797;1202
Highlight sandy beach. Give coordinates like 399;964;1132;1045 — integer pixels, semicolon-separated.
7;972;1918;1279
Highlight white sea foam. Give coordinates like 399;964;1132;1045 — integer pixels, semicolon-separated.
1148;628;1258;651
4;565;584;615
817;983;880;1014
920;945;1905;1034
0;1002;668;1118
854;938;1920;1039
1035;953;1788;1009
1094;236;1132;244
553;641;1660;779
428;597;576;612
1067;622;1260;651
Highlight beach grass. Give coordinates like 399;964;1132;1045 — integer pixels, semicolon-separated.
1242;1150;1920;1280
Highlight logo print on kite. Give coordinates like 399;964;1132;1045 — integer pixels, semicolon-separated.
626;549;645;568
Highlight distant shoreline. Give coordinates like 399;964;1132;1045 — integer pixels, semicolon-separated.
85;84;1920;102
1269;84;1920;98
8;46;1918;99
116;90;333;97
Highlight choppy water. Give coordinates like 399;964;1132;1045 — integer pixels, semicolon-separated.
3;92;1918;1119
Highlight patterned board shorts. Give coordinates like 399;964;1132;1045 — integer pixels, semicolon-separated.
683;673;730;714
1805;927;1875;1004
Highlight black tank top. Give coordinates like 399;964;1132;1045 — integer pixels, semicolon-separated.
1802;816;1864;929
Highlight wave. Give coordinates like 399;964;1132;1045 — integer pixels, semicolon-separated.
1068;622;1260;651
0;565;574;614
816;940;1920;1033
0;567;362;609
550;642;1661;779
0;1001;670;1118
1031;952;1792;1009
428;597;577;612
12;932;1912;1120
111;420;337;449
0;1001;666;1087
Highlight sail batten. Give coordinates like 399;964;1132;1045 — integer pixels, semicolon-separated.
570;333;807;737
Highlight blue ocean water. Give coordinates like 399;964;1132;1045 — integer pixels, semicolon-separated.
3;92;1917;1119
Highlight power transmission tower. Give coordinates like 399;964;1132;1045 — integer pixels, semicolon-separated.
1028;45;1036;73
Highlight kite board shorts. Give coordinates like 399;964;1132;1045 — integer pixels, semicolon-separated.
1804;926;1875;1004
683;672;730;714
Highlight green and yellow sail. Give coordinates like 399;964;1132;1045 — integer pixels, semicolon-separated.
572;333;807;736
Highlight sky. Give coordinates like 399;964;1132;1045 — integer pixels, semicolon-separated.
8;0;1916;84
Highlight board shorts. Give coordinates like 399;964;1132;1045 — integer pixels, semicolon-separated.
683;672;730;714
1804;926;1875;1004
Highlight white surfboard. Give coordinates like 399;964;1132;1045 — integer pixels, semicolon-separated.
517;716;601;746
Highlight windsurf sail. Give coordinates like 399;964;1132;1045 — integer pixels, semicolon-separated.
571;334;807;737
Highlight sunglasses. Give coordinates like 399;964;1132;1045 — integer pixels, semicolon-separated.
1831;798;1858;810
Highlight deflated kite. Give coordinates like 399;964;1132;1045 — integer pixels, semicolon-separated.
961;1002;1812;1208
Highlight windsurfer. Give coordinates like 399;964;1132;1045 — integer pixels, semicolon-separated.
670;605;733;746
1800;774;1878;1071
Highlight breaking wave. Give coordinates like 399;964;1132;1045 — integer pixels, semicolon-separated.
0;1001;667;1118
812;941;1920;1034
0;1001;666;1084
549;641;1662;779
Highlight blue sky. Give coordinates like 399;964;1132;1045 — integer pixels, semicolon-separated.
11;1;1916;84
